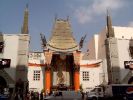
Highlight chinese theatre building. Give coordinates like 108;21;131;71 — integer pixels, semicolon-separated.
43;18;81;93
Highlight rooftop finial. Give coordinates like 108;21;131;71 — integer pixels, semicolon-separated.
25;3;29;12
67;16;69;21
26;3;28;8
55;14;58;21
106;8;110;16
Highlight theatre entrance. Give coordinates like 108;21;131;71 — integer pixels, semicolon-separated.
42;18;81;93
51;54;74;91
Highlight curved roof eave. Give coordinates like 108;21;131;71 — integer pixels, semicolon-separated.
47;44;79;53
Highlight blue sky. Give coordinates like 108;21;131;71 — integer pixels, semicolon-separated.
0;0;133;52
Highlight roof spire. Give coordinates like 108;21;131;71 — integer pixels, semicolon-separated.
21;4;29;34
106;9;114;38
67;16;69;21
54;14;58;21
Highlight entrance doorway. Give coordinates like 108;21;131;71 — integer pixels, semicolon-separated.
51;54;74;90
0;76;7;94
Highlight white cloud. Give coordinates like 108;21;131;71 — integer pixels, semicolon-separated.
75;0;126;24
75;7;92;24
128;22;133;27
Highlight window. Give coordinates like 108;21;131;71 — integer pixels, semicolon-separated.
33;70;40;81
33;53;41;59
82;71;89;81
36;53;41;58
29;53;33;58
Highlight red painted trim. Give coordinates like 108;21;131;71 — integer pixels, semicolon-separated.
28;62;101;68
28;63;46;67
80;63;100;68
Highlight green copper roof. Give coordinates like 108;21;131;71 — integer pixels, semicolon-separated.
47;19;79;52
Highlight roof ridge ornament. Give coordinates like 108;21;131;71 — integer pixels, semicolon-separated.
26;3;28;11
54;14;58;21
67;16;69;21
79;34;87;49
40;33;47;50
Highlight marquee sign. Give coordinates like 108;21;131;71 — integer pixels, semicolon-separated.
124;61;133;70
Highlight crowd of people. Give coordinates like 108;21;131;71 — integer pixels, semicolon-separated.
1;78;87;100
24;91;43;100
14;88;48;100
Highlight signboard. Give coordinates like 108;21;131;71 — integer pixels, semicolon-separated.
0;59;11;68
124;61;133;70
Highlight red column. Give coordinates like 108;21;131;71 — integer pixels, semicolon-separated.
73;51;81;91
44;50;52;94
73;66;80;91
74;71;80;91
45;66;51;94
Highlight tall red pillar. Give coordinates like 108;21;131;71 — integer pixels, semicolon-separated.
44;50;52;94
74;66;80;91
73;50;81;91
45;66;51;94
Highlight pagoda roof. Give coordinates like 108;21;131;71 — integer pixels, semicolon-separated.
47;19;79;52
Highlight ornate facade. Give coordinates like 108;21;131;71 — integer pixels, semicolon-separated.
43;18;81;93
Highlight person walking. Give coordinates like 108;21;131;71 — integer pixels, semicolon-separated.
40;91;43;100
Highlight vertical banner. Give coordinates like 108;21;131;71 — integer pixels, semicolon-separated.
73;50;81;65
